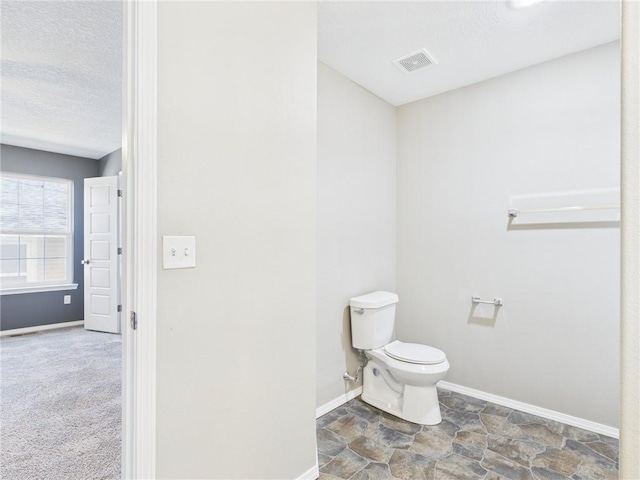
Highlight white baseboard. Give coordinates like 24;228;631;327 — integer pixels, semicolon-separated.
0;320;84;337
438;381;619;439
295;463;319;480
316;387;363;419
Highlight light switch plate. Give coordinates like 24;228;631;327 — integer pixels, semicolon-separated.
64;295;71;304
163;236;196;269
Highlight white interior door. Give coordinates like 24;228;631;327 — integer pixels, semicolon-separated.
84;176;120;333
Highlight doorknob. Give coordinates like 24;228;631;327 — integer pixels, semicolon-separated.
81;259;90;265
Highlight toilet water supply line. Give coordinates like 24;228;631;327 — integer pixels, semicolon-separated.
343;350;405;394
343;350;368;383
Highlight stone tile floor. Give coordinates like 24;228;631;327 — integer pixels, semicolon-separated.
317;389;618;480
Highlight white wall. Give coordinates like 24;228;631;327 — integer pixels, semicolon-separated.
156;2;317;478
317;63;396;409
396;42;620;427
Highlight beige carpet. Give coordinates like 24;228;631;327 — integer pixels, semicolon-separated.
0;326;121;479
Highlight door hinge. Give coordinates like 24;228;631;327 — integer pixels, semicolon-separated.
130;311;137;330
117;189;123;197
117;304;122;313
117;247;123;255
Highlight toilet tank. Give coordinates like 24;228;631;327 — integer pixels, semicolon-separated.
350;291;399;350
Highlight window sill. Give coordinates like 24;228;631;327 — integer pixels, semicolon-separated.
0;283;79;296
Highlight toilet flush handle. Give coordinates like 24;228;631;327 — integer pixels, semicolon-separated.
353;308;365;315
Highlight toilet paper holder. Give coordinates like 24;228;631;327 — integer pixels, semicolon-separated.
471;296;503;307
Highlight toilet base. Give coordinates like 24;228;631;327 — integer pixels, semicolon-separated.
361;362;443;425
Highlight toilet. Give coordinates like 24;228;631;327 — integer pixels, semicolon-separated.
350;291;449;425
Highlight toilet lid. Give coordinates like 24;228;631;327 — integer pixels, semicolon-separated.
384;341;446;365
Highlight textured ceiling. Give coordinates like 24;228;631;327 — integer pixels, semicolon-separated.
1;1;122;159
319;1;621;106
0;1;620;158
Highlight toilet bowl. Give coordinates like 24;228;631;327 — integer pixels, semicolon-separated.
362;341;449;425
349;291;449;425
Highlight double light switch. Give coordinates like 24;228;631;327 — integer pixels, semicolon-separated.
162;236;196;269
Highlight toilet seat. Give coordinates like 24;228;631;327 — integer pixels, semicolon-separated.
384;340;446;365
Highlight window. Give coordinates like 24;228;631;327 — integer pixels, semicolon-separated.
0;173;75;293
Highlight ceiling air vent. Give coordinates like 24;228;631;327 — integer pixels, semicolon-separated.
393;49;437;74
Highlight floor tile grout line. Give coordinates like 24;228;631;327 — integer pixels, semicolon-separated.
318;394;617;480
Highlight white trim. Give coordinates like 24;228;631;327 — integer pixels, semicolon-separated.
295;463;319;480
122;0;158;478
438;381;619;439
620;1;640;477
0;320;84;337
121;1;133;475
0;283;78;296
316;387;363;419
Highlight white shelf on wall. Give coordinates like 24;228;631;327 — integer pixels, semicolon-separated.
507;188;620;225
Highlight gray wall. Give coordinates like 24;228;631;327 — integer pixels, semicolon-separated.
317;62;397;409
156;2;318;478
0;144;100;330
396;42;620;427
98;148;122;177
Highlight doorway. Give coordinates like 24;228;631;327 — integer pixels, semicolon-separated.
0;1;127;477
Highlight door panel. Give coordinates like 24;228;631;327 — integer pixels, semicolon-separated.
84;176;120;333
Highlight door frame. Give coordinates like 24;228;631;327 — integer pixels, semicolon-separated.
620;1;640;477
122;0;157;478
118;0;640;478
